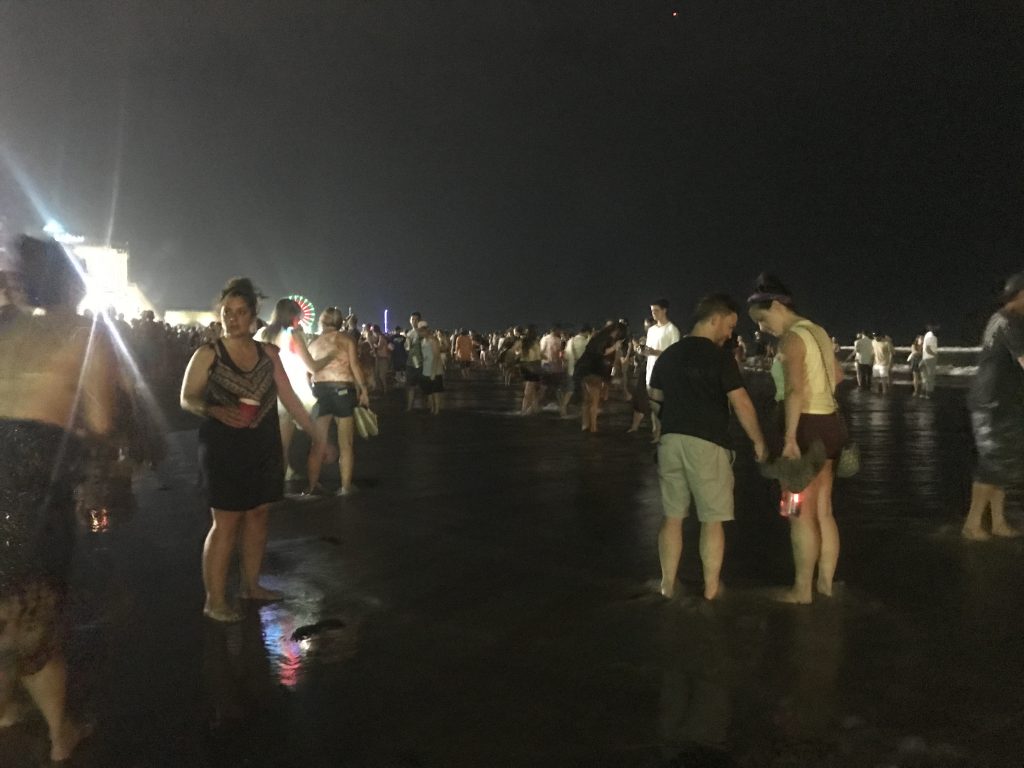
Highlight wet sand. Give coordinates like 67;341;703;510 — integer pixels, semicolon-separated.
1;373;1021;767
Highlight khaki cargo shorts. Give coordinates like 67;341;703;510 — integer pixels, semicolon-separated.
657;434;735;523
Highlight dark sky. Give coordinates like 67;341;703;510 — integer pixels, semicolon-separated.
1;1;1022;342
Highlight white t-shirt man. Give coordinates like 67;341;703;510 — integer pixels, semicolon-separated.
645;321;681;388
854;335;875;365
922;330;938;360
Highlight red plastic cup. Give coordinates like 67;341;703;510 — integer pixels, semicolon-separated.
238;397;260;425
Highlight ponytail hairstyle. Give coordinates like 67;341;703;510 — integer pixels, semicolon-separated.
746;272;796;313
266;298;302;338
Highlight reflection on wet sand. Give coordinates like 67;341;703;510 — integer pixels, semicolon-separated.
2;376;1023;766
657;595;844;768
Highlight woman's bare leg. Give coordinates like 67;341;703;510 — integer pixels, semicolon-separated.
239;504;279;600
305;414;333;492
989;487;1021;537
628;410;644;432
203;509;243;618
962;482;994;540
338;416;356;490
0;673;18;727
21;656;91;761
814;462;839;595
279;416;296;479
778;477;822;604
587;383;601;432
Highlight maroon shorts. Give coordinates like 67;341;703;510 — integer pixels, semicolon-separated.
769;408;847;460
796;412;847;460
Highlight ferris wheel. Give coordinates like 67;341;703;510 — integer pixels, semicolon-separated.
286;294;316;333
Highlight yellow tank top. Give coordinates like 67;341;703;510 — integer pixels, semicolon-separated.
787;321;836;415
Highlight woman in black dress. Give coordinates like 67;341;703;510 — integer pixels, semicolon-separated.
574;322;626;433
181;278;322;622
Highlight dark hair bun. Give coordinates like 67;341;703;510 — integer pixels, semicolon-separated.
753;272;792;298
219;276;264;313
221;276;259;299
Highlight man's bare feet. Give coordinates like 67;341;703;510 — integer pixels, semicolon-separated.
990;523;1022;538
203;604;242;622
961;525;991;541
240;586;284;602
815;578;833;597
50;719;94;762
659;580;675;599
774;587;812;604
704;582;723;601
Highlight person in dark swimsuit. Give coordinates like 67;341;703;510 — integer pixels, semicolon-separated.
0;236;114;761
574;322;626;433
181;278;322;623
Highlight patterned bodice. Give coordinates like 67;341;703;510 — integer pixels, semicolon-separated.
206;340;277;425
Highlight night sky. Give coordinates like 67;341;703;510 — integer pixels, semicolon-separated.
1;1;1022;342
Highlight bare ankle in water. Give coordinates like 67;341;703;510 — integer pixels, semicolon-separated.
990;522;1021;538
51;719;94;762
961;525;991;541
775;587;813;604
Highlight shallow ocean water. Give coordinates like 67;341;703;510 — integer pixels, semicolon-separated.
1;371;1021;767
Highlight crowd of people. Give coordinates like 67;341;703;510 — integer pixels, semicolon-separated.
849;327;939;397
1;234;1023;762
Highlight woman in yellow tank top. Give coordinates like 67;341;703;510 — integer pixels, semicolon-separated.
748;274;846;604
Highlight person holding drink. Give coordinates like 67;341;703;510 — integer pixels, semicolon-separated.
181;277;323;622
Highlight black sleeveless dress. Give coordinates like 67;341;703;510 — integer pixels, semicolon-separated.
198;340;283;511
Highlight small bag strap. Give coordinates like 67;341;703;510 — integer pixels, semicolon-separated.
794;321;840;412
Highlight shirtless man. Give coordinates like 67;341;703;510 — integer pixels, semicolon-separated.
0;237;114;761
306;307;370;496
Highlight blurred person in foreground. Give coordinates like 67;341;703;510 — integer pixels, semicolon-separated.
0;236;114;760
181;278;322;623
649;295;766;600
962;273;1024;540
306;307;370;496
748;274;845;603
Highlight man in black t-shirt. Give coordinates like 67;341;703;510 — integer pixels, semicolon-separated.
962;273;1024;540
649;294;766;600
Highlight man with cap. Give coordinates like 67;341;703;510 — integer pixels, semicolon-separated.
962;272;1024;540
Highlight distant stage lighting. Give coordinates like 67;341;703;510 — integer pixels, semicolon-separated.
43;219;84;244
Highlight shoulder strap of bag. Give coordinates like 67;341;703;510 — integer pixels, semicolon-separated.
793;321;840;411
